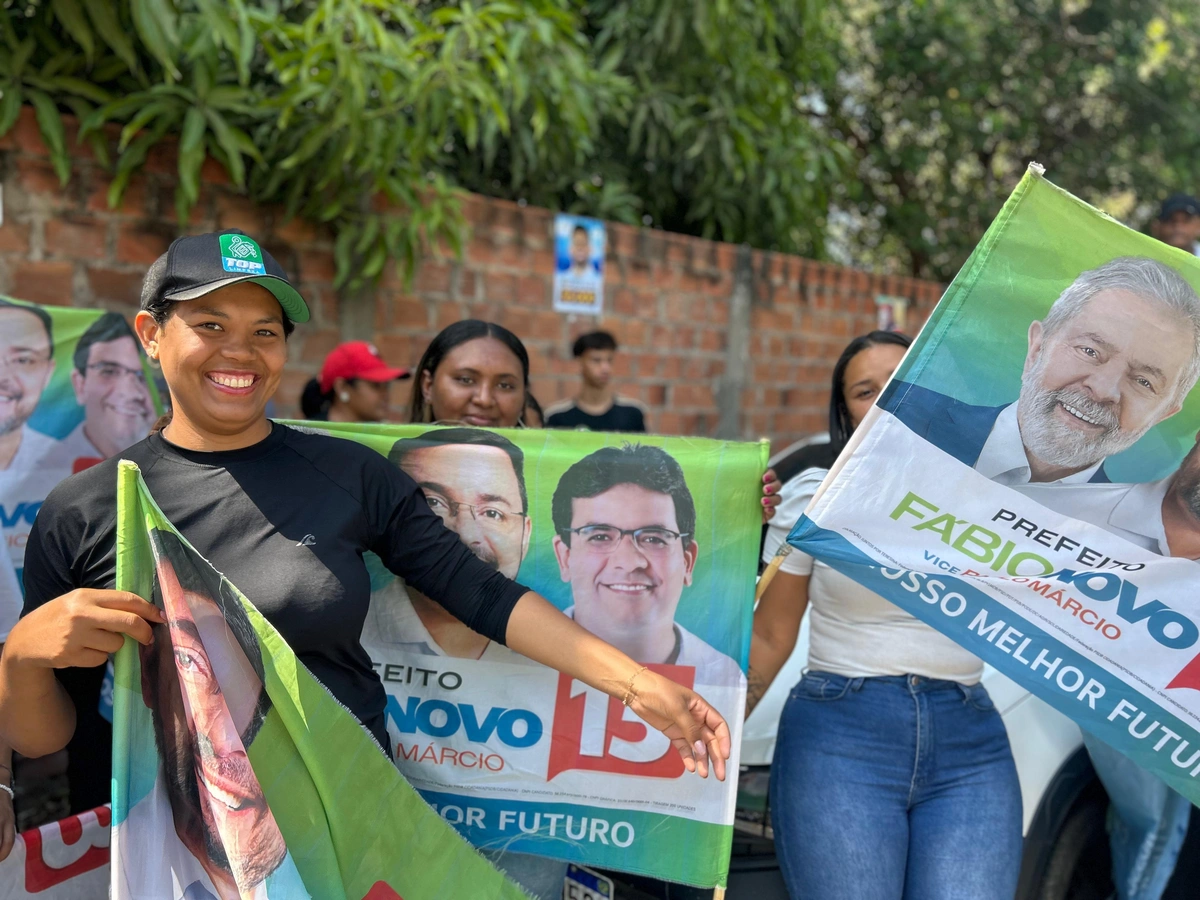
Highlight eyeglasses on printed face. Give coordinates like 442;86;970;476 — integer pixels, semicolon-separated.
422;493;526;532
558;524;691;555
86;362;145;384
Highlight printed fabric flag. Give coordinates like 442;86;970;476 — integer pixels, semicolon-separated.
0;298;161;644
788;167;1200;806
0;806;110;900
295;422;763;888
110;460;531;900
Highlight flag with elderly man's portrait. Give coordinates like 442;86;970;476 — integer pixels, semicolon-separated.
110;460;532;900
787;166;1200;808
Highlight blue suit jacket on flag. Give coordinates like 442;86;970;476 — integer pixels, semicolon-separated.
879;380;1111;484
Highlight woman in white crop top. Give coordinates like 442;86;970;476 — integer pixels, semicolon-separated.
750;331;1022;900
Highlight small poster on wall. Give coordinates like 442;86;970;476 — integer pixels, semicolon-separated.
553;213;605;315
875;294;909;332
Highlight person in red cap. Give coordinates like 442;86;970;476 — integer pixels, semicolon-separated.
300;341;410;423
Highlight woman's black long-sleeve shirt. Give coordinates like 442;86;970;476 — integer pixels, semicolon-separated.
22;423;529;753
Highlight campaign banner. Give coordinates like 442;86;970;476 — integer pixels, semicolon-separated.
0;806;109;900
302;422;762;887
0;297;161;640
110;461;530;900
788;168;1200;807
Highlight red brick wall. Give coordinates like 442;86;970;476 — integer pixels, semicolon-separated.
0;107;944;447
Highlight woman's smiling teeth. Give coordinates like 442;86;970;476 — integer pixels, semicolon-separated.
208;373;256;390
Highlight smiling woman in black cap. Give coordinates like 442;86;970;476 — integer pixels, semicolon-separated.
0;230;731;792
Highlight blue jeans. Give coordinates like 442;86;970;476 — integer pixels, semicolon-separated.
769;672;1023;900
1082;732;1191;900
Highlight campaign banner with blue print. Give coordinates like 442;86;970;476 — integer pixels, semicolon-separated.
0;298;161;642
788;168;1200;807
304;421;764;888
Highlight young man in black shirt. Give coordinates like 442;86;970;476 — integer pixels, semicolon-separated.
544;331;648;433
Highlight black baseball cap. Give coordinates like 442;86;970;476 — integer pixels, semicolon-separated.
1159;194;1200;222
142;229;310;323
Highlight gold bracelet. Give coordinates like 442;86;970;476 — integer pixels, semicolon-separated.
621;666;648;707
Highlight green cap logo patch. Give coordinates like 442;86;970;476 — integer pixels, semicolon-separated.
219;233;267;276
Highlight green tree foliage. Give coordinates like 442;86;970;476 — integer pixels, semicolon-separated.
0;0;621;287
2;0;843;279
826;0;1200;280
7;0;1195;287
450;0;846;258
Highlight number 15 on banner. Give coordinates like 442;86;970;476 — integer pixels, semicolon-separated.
548;668;696;780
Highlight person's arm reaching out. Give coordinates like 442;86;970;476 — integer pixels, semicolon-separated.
372;457;732;778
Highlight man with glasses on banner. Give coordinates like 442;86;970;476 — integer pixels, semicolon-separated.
551;443;740;684
58;312;155;471
362;427;533;663
0;309;155;822
361;427;571;899
0;298;69;608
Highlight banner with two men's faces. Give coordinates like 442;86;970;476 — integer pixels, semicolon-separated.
790;169;1200;809
313;421;760;889
106;427;762;899
0;299;158;897
0;300;160;642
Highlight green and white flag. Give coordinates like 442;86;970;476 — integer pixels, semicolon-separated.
110;460;530;900
789;168;1200;807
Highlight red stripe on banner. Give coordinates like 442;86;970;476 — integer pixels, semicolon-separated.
1168;652;1200;693
23;808;111;892
362;882;404;899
